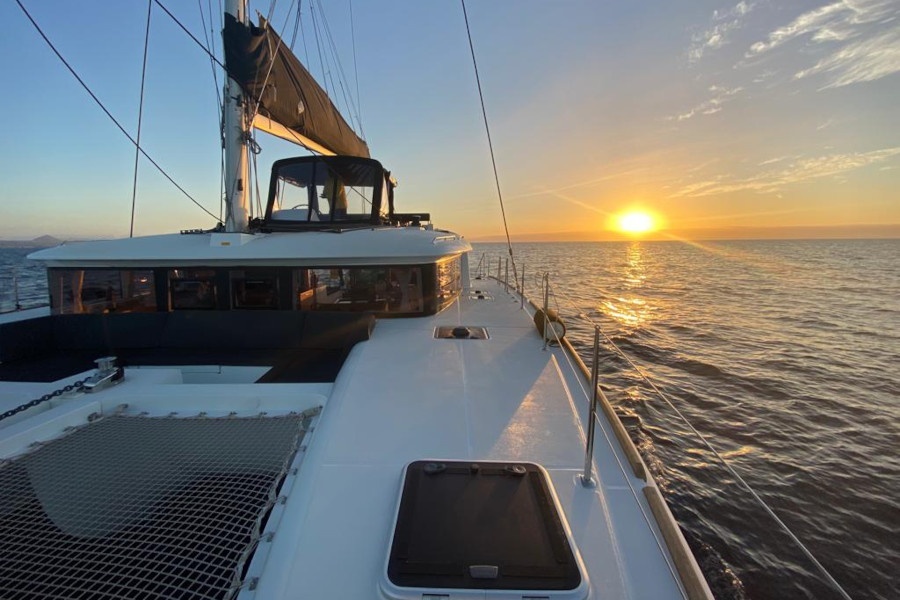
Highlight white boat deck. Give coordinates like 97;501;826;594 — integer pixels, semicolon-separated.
0;278;704;599
258;278;692;599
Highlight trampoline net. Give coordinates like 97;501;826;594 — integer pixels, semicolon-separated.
0;413;313;599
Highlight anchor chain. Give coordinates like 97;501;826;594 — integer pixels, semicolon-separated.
0;376;91;422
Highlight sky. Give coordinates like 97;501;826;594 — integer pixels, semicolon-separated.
0;0;898;241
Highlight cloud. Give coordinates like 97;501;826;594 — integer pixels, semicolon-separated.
670;85;743;121
795;28;900;88
758;155;794;166
690;1;756;62
672;147;900;197
746;0;900;88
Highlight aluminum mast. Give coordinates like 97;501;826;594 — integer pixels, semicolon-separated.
223;0;250;233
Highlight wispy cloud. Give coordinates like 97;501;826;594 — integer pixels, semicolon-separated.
509;168;645;199
747;0;900;88
690;1;756;62
795;28;900;88
670;85;743;121
672;147;900;197
758;155;794;166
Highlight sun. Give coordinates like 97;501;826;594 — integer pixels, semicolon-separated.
616;211;657;235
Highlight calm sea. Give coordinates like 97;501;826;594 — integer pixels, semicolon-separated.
474;239;899;600
2;240;898;599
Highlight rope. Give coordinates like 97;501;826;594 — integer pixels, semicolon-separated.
460;1;518;283
14;0;218;223
535;270;854;600
130;0;153;238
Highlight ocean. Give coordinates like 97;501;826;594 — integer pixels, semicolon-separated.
2;240;898;599
473;239;899;600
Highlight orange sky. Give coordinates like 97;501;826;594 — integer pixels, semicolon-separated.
1;2;897;241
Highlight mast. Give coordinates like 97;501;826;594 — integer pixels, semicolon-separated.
223;0;250;233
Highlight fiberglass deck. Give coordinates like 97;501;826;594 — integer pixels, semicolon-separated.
254;277;688;599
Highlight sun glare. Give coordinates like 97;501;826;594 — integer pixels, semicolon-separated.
616;211;657;235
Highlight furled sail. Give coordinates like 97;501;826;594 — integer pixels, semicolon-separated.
223;14;370;158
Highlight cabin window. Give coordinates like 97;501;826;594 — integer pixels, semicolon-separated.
273;175;313;221
379;176;392;220
293;266;423;314
436;257;462;311
48;269;156;315
387;267;423;313
230;269;279;309
270;159;381;223
314;168;377;222
169;269;217;310
44;264;452;317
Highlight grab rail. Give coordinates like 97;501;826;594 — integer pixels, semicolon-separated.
581;326;601;486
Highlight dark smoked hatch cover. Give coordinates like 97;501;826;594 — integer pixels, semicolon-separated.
388;460;582;591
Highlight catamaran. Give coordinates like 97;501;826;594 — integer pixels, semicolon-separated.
0;2;712;598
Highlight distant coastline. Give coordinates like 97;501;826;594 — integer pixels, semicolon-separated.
472;223;900;243
0;235;62;248
5;225;899;246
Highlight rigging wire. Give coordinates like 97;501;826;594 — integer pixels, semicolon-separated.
249;0;298;122
460;1;518;282
13;0;218;222
308;2;332;99
288;0;303;51
296;1;310;61
349;0;363;137
198;0;226;222
314;1;339;99
130;0;153;238
534;271;854;600
314;0;363;138
153;0;227;74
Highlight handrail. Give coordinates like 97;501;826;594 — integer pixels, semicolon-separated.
580;326;601;486
560;335;646;480
14;269;22;311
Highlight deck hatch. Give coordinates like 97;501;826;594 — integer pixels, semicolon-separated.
0;413;313;599
386;461;582;594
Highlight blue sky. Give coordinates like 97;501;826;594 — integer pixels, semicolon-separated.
1;0;898;240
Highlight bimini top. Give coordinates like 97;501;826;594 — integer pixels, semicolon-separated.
258;156;427;232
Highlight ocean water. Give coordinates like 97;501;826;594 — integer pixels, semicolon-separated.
2;240;898;599
0;247;48;312
474;239;899;600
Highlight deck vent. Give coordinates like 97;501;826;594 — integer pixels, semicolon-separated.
383;461;587;599
0;413;313;599
434;326;489;340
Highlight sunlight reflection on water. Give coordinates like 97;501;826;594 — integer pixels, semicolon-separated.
474;239;899;600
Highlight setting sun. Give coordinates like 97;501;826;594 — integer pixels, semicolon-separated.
615;211;658;235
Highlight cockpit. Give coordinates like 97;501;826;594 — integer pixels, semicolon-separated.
263;156;392;228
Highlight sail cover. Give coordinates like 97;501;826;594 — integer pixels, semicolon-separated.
224;14;370;158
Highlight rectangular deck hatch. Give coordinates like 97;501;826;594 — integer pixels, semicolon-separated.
0;413;313;599
384;461;586;598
